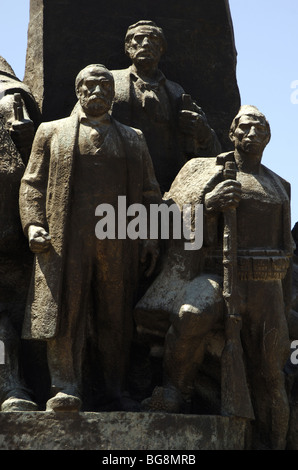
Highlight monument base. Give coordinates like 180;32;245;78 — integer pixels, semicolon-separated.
0;412;251;450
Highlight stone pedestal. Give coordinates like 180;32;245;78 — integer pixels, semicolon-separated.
0;412;251;450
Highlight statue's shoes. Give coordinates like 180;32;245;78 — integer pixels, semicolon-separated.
1;397;38;412
46;392;81;412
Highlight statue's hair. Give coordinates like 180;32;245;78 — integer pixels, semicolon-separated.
75;64;114;91
229;105;271;144
124;20;167;54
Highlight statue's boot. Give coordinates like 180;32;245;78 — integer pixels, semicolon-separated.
46;391;82;412
1;388;38;412
141;385;185;413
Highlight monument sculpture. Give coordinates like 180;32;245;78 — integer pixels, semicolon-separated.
135;105;293;450
0;0;296;452
110;20;221;194
19;64;162;412
0;57;41;412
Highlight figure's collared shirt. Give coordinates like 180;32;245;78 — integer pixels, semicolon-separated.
77;107;112;154
129;67;171;122
73;106;127;225
125;67;179;193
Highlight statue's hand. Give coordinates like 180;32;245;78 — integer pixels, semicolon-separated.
179;109;210;141
28;225;51;253
140;240;160;278
205;179;242;212
10;119;34;161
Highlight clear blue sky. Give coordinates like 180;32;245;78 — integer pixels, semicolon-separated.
0;0;297;226
229;0;298;227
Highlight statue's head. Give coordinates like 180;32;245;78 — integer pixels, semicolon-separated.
75;64;115;116
124;20;167;68
229;105;271;156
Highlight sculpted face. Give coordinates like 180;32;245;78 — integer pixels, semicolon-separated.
76;67;115;117
231;114;269;155
126;26;164;67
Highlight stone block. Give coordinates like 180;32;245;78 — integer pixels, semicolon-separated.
0;412;251;450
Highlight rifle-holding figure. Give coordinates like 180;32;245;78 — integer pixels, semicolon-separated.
135;105;292;450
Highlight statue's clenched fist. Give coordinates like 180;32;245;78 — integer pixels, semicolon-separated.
205;179;242;212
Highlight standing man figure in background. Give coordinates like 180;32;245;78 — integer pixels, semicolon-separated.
111;20;221;194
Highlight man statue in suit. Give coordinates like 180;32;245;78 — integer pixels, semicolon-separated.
19;64;162;412
111;20;221;194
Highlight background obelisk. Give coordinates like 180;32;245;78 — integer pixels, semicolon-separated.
24;0;240;151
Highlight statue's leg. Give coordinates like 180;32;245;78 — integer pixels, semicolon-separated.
240;280;290;450
93;240;137;411
46;239;92;412
0;311;38;411
142;275;223;412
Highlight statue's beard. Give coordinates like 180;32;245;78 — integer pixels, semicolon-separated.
80;95;111;116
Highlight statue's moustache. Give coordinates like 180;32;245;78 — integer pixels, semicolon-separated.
88;94;107;103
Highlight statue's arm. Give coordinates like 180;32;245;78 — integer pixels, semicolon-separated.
19;123;52;239
178;94;221;157
139;131;163;207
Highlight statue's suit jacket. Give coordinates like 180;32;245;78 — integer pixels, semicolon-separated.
111;66;220;156
111;67;221;194
111;67;186;125
19;113;162;340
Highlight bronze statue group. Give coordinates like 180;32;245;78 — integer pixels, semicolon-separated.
0;21;296;450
